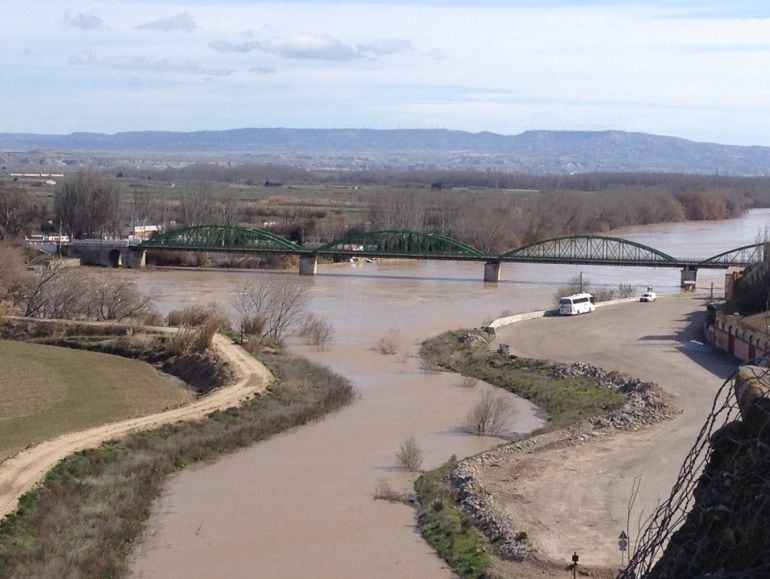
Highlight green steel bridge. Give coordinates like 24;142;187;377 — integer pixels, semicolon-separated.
139;225;767;282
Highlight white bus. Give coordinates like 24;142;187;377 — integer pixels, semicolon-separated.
559;293;596;316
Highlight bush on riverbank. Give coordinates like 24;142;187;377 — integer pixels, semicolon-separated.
421;330;626;431
0;353;354;578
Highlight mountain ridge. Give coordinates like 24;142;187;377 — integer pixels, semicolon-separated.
2;128;769;175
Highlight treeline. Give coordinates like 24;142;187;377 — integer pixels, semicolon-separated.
0;166;765;254
367;187;749;252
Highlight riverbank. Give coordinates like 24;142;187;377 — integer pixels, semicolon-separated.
475;294;737;572
417;322;676;577
0;342;353;577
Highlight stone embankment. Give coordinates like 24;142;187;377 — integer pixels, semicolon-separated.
450;360;677;562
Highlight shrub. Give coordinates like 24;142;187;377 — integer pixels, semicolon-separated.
396;436;423;471
463;390;514;436
618;283;636;298
233;278;309;342
374;328;402;355
372;479;411;504
166;304;231;330
299;314;334;349
167;319;220;355
240;314;266;337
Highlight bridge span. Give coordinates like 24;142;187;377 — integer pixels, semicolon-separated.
130;225;767;286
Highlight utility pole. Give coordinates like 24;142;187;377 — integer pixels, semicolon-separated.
579;271;584;293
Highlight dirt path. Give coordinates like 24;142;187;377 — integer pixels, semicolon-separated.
0;333;271;521
485;295;737;570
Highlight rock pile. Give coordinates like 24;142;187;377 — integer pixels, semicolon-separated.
551;361;678;429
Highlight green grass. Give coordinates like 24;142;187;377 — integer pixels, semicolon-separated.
415;462;491;578
420;330;625;431
0;339;193;461
0;352;354;578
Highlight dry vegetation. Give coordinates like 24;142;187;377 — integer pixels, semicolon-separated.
373;327;403;355
298;313;335;349
463;390;515;436
396;436;423;472
0;339;193;461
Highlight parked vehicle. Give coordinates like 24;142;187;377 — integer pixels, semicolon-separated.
640;291;657;302
559;293;596;315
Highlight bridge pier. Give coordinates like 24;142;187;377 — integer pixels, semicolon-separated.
681;266;697;290
299;255;318;276
484;261;501;282
126;249;146;268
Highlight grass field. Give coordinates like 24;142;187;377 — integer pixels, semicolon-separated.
0;340;194;461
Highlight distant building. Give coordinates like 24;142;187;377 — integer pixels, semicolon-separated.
126;225;161;241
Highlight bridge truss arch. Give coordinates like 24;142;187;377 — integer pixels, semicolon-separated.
696;242;768;268
140;225;304;253
500;235;678;266
315;230;487;259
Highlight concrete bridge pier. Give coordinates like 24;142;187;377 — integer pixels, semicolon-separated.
299;255;318;276
681;266;697;290
125;249;146;268
484;261;501;282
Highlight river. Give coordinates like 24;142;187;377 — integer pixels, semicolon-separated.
128;209;770;578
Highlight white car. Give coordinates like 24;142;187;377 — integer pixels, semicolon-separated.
640;291;657;302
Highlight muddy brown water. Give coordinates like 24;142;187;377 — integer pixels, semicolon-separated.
128;210;769;578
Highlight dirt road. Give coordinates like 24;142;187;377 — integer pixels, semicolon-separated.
0;334;271;521
485;294;737;568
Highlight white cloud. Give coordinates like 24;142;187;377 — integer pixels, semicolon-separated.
70;53;233;77
137;12;198;32
209;33;411;61
209;39;261;53
64;10;107;31
249;65;277;74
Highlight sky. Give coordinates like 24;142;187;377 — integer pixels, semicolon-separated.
5;0;770;145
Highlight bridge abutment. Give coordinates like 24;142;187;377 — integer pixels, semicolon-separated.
299;255;318;276
681;266;698;290
484;261;501;282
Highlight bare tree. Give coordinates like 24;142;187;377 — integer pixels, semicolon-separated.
217;192;241;227
180;186;213;226
21;261;92;319
0;185;38;240
371;190;428;230
463;389;515;436
15;264;154;322
0;242;30;307
55;169;122;239
396;436;423;471
88;275;156;322
234;277;309;342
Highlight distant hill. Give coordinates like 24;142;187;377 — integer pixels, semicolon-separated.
2;128;770;175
